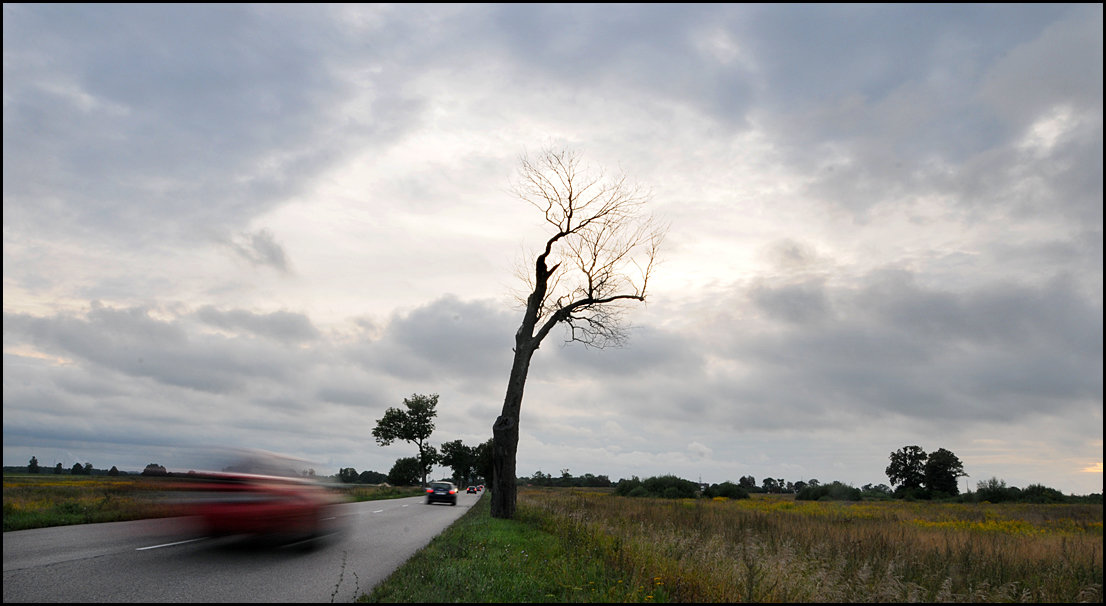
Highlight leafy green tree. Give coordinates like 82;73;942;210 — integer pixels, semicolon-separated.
338;467;359;483
886;445;927;491
71;462;85;475
387;457;422;486
142;463;167;476
491;148;666;519
357;470;387;484
642;475;699;498
975;477;1016;502
419;445;439;485
474;438;494;486
108;466;119;476
738;475;756;490
28;456;40;473
615;476;642;496
439;439;477;486
923;447;966;495
373;393;439;488
529;470;552;486
796;481;861;501
54;463;63;474
1021;483;1065;503
705;481;749;499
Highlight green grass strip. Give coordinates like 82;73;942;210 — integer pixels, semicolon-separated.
361;494;661;603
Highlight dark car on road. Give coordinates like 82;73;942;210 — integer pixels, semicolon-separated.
426;481;458;505
466;486;477;494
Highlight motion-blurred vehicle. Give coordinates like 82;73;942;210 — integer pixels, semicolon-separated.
426;481;458;505
173;449;347;546
466;486;477;494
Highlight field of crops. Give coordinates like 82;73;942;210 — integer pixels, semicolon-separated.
516;488;1103;602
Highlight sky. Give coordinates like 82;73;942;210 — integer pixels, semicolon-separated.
3;4;1102;495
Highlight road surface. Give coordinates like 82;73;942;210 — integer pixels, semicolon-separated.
3;492;479;602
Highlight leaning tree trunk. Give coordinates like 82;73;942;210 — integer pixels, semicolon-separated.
491;338;537;519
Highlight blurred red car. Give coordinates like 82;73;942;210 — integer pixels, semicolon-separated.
173;450;347;545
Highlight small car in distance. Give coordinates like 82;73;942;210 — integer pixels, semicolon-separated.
426;481;458;505
466;486;477;494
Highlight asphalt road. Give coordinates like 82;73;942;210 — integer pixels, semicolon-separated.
3;491;480;602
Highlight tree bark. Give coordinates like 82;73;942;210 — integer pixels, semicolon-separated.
490;336;537;518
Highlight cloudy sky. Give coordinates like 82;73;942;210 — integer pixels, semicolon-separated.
4;4;1102;494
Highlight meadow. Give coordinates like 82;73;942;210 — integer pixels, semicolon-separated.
364;487;1102;603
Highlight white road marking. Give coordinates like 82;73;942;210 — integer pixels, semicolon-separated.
372;509;383;513
136;537;207;551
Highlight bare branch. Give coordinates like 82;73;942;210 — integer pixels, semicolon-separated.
512;146;667;349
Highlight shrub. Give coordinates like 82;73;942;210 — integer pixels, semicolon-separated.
796;481;861;501
614;476;642;496
704;481;750;500
641;475;699;499
628;486;650;498
974;477;1018;503
617;475;698;499
1019;484;1066;503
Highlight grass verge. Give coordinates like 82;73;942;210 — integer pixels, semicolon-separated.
360;492;664;603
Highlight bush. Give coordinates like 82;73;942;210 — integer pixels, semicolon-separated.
628;486;650;498
617;475;699;499
615;476;642;496
797;481;861;501
704;481;750;500
642;475;699;499
1019;484;1065;503
974;477;1018;503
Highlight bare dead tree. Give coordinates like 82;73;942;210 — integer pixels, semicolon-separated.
491;147;666;518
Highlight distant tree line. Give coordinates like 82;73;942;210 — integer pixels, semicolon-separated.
521;469;613;488
11;440;1101;506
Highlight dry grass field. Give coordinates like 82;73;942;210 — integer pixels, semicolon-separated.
2;473;183;531
516;487;1103;602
